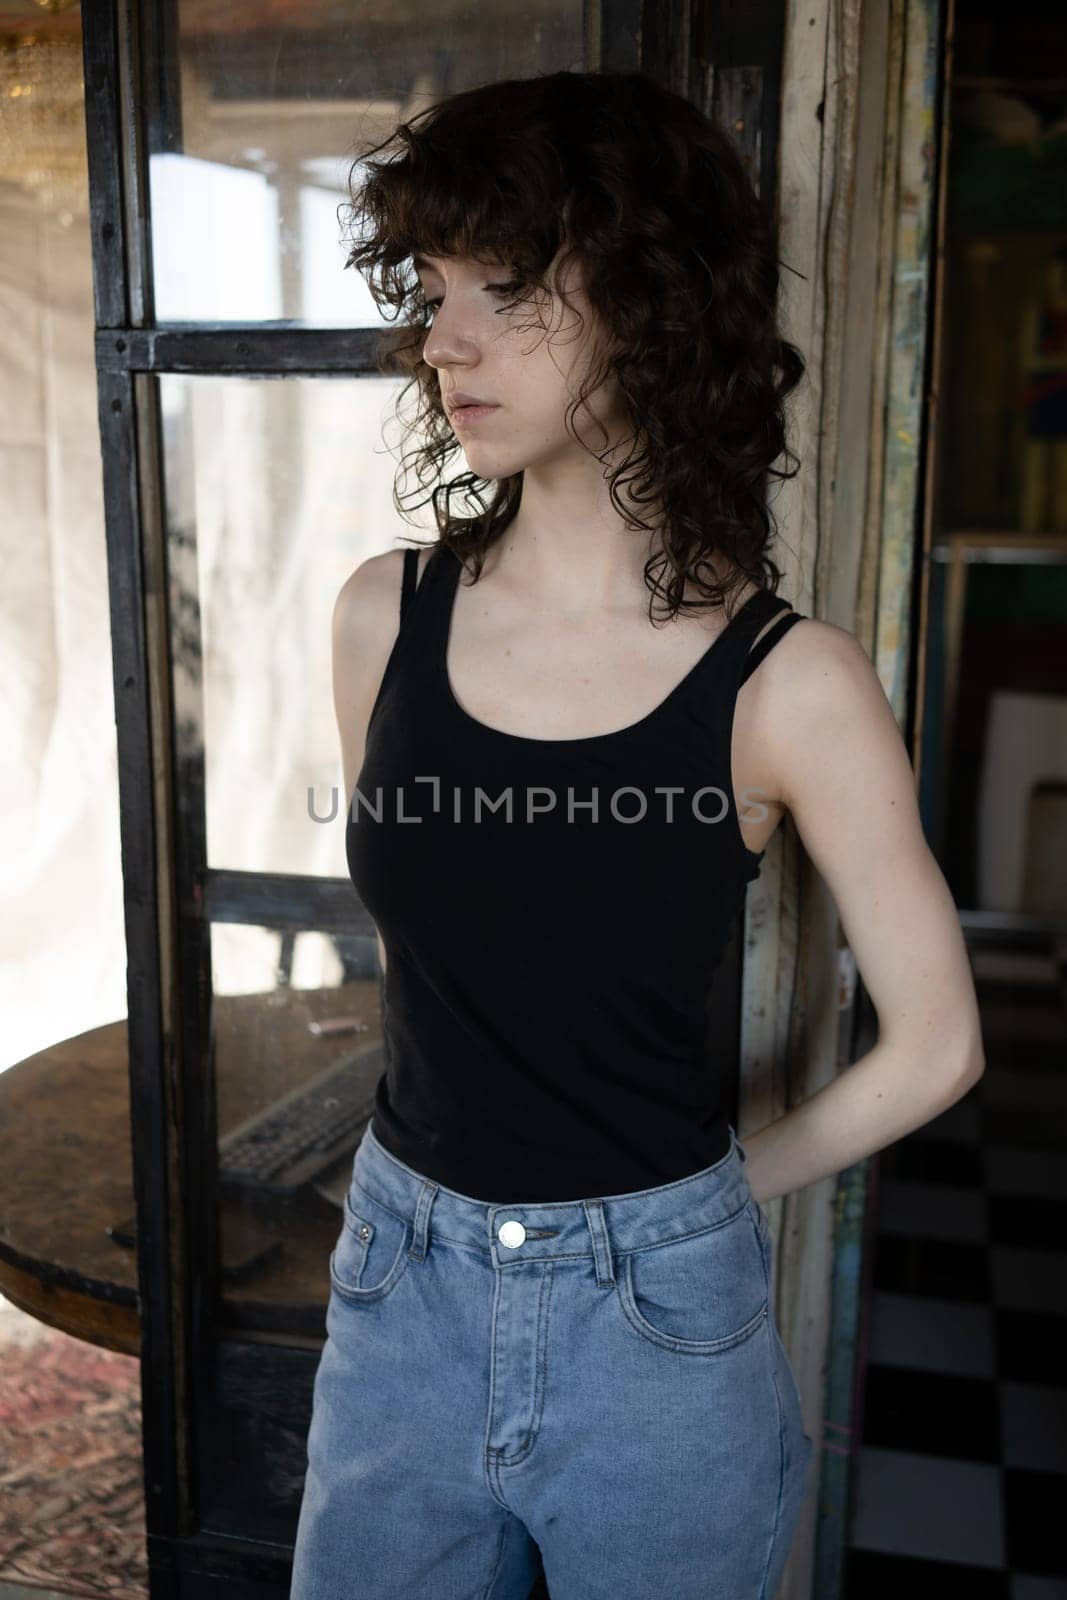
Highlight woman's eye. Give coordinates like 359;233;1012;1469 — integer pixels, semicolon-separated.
423;281;523;315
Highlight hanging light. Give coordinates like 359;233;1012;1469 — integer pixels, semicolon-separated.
0;9;88;219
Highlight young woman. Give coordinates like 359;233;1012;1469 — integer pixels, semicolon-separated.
291;70;984;1600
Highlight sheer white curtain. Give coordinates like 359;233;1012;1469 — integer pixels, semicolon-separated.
0;177;434;1070
0;183;125;1074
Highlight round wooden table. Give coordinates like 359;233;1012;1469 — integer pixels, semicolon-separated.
0;981;383;1355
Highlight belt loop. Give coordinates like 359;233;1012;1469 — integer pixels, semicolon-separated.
581;1197;615;1288
408;1177;438;1261
731;1124;747;1164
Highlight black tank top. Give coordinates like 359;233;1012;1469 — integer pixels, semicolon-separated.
346;544;804;1202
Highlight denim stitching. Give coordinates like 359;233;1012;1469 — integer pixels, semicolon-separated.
616;1252;769;1356
757;1316;788;1600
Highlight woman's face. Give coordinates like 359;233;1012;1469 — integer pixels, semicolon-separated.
417;250;630;478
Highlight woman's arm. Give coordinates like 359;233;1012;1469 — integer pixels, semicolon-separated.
738;621;985;1206
332;548;416;979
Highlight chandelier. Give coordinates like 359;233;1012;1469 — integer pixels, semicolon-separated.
0;5;89;219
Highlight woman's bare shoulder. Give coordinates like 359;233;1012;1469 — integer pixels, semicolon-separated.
733;612;863;806
753;615;905;810
332;545;434;651
333;548;396;635
331;546;437;814
740;602;861;697
745;600;864;673
770;614;876;690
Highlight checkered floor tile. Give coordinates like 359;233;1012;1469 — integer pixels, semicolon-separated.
844;935;1067;1598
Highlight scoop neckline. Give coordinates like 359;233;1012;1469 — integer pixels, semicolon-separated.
438;550;773;752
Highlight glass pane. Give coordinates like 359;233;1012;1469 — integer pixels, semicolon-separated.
159;370;428;879
159;370;430;1329
152;0;586;325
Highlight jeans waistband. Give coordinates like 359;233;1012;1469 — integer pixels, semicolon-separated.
349;1121;754;1272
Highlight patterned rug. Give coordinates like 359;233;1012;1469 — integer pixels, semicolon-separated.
0;1294;147;1597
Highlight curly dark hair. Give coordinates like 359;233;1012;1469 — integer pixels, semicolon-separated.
341;69;805;622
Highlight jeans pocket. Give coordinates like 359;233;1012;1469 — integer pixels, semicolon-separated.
616;1201;769;1355
329;1184;413;1305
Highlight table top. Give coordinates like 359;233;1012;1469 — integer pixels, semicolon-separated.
0;981;383;1355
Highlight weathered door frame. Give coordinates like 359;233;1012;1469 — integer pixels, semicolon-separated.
740;1;946;1596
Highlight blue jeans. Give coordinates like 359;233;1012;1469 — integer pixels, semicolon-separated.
290;1121;814;1599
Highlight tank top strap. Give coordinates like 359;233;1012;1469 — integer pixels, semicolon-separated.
383;542;460;702
366;544;449;724
399;545;421;624
398;542;452;635
738;600;804;687
413;541;464;653
687;587;789;685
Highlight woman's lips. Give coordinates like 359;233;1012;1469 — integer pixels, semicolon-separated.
451;402;500;427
